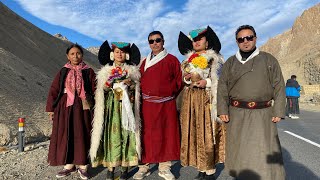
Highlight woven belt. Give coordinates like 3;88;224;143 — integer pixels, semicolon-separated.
230;99;272;109
142;93;175;103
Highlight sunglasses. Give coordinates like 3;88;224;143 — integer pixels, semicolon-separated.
237;35;255;43
148;38;162;44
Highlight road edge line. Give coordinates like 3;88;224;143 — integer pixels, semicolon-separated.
284;131;320;148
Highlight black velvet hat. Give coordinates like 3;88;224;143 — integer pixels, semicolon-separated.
178;26;221;55
98;40;141;66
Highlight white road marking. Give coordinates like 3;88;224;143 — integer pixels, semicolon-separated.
284;131;320;148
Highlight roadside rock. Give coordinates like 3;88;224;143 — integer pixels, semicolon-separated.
0;124;10;145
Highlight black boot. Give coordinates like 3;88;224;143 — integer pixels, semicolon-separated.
120;168;128;180
204;173;216;180
106;169;114;180
194;171;206;180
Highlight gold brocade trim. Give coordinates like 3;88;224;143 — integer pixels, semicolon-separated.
180;164;216;171
91;158;139;168
180;88;226;171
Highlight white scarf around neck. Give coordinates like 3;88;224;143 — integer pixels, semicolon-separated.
144;49;168;71
236;48;260;64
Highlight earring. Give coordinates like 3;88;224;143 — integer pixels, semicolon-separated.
126;53;130;61
110;52;114;61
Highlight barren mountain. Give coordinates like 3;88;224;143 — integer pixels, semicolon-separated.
0;2;101;146
260;3;320;85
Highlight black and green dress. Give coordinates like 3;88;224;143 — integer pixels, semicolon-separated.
89;64;141;167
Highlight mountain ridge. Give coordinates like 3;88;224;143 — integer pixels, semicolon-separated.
0;2;100;145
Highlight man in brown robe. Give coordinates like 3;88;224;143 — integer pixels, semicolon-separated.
217;25;286;180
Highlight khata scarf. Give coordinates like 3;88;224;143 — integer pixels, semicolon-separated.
64;62;89;107
113;82;136;132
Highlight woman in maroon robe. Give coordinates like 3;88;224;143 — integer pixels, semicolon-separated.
46;44;95;180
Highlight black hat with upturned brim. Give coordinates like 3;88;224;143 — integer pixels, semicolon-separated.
98;40;141;66
178;26;221;55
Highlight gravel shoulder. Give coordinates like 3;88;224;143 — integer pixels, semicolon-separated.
299;103;320;112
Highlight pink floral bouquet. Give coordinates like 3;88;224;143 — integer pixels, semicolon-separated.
105;67;128;87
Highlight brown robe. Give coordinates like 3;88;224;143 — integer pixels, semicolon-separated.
217;51;286;180
46;67;96;166
180;50;226;171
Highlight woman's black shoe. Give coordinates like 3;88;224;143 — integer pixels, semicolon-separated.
120;169;128;180
194;172;206;180
204;173;216;180
106;170;114;180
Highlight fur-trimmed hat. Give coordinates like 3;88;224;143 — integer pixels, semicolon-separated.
98;40;141;65
178;26;221;55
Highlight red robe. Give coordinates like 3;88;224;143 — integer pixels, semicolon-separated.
140;53;182;163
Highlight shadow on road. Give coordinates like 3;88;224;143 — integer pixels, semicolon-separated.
87;165;105;179
282;147;319;180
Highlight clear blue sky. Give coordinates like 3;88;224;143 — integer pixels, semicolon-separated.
2;0;319;60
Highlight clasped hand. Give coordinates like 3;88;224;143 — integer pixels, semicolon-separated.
184;73;206;88
122;78;132;86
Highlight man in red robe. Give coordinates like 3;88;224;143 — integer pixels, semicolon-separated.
133;31;183;180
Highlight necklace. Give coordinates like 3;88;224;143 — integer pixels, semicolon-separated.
114;62;124;67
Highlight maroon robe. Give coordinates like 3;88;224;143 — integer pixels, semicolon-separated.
140;53;183;163
46;67;96;166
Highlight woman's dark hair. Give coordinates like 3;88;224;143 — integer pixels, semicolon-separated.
148;31;164;40
235;25;256;38
291;75;297;79
66;43;84;54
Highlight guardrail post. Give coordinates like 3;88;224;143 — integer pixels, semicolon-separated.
18;117;25;152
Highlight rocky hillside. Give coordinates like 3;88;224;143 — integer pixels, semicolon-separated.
0;2;101;146
260;3;320;85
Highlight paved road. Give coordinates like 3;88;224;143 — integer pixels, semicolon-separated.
278;110;320;180
85;110;320;180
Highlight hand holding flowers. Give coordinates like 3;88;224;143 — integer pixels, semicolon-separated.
183;53;210;88
187;53;209;69
105;67;129;87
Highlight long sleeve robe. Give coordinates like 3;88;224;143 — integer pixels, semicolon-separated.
217;51;286;180
139;53;183;163
46;67;96;166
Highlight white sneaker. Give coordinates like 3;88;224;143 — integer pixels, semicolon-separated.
158;169;175;180
133;169;151;180
291;115;299;119
288;114;292;118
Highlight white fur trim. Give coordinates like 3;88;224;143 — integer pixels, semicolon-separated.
205;50;224;125
89;64;141;162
